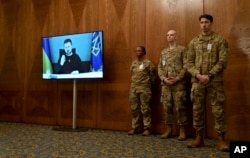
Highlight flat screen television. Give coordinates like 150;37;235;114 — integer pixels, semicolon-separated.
42;31;103;79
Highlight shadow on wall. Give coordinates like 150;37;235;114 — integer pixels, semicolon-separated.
224;10;250;140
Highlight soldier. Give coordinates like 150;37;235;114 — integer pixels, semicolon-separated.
186;14;229;151
128;46;156;136
158;29;188;141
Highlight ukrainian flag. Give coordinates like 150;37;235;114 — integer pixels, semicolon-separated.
42;38;53;74
90;31;103;72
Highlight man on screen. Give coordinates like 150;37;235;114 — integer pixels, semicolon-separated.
55;38;84;74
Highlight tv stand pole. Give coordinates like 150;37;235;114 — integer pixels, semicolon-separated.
53;79;88;132
72;79;77;129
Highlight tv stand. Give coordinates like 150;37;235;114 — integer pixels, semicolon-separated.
53;79;88;132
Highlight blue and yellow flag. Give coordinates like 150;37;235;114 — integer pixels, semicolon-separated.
90;32;103;72
42;38;53;74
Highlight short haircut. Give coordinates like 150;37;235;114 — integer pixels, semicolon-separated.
64;39;72;45
138;46;146;55
199;14;213;22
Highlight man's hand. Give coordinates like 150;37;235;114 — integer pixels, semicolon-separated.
71;70;79;75
163;77;178;85
60;55;66;66
196;74;210;85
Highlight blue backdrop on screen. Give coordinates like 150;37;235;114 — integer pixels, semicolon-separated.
49;33;93;63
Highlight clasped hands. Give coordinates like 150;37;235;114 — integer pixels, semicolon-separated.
163;77;178;85
196;74;210;85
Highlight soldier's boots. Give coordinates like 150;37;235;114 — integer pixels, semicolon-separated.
187;130;204;148
142;129;151;136
127;129;139;135
161;124;172;139
217;133;229;152
178;126;186;141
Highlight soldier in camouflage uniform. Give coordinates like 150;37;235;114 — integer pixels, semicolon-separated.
128;46;156;136
158;30;188;141
186;14;229;151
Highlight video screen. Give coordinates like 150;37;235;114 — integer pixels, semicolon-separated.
42;31;103;79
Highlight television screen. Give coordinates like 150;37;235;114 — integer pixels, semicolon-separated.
42;31;103;79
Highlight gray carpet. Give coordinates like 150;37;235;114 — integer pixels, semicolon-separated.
0;122;229;158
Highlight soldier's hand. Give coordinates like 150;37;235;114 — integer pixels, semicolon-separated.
196;74;209;85
164;77;176;85
169;77;178;85
163;78;171;85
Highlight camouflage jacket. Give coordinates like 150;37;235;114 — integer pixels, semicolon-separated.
158;45;187;83
186;32;228;82
130;58;156;92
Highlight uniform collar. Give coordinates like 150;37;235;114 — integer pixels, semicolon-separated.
198;31;215;42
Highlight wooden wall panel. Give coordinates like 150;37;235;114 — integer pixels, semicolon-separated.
98;0;134;83
0;91;22;122
204;0;250;140
97;83;131;130
0;0;24;122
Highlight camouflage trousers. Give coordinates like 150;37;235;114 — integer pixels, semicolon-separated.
191;81;227;134
129;88;152;130
161;83;187;125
